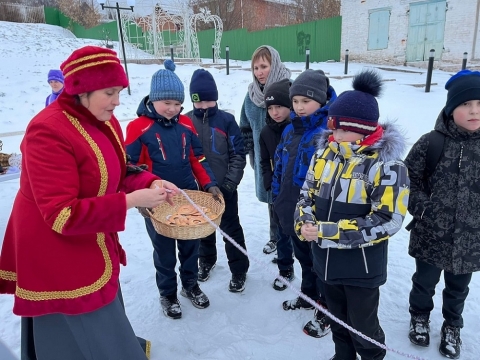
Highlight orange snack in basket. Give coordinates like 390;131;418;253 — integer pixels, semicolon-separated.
167;205;213;226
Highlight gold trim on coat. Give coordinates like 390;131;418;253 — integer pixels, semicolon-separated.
15;111;113;301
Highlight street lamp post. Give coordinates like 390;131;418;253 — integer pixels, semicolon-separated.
97;1;135;95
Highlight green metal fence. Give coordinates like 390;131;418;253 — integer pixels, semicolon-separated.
44;7;341;62
197;17;342;62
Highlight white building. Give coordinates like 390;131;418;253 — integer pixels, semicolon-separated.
340;0;480;66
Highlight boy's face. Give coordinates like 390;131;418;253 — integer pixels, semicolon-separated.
153;100;182;120
267;105;290;123
193;100;216;109
292;96;321;117
332;129;364;143
49;80;63;93
452;100;480;132
253;57;271;85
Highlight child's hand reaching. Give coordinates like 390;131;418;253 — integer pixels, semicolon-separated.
301;222;318;242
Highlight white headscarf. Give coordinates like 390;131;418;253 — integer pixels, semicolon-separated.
248;45;291;108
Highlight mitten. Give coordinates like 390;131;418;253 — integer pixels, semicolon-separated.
221;179;237;199
207;186;222;202
240;126;254;154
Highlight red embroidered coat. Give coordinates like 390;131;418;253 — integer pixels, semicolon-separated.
0;93;158;316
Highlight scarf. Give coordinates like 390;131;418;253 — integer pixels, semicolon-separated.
248;45;291;108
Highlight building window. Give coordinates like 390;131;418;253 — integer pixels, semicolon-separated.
368;9;390;50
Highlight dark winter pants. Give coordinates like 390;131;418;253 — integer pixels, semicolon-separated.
324;284;386;360
145;218;199;297
270;204;294;271
199;190;249;274
291;235;323;301
409;259;472;328
268;203;278;243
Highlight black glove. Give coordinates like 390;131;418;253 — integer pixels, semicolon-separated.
221;179;237;199
126;155;148;176
207;186;222;202
136;207;152;218
240;126;254;154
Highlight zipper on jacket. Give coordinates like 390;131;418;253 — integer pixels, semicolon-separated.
362;248;369;274
155;133;166;160
324;153;344;281
325;248;330;281
458;144;464;169
182;133;186;159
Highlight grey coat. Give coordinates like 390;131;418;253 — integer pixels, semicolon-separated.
405;110;480;274
240;93;270;203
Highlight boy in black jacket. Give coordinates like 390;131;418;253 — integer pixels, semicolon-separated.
405;70;480;359
186;69;250;292
259;79;295;290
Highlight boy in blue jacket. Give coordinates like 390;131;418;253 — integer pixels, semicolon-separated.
126;60;221;320
185;69;249;292
272;69;337;338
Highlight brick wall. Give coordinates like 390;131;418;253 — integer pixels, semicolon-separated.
341;0;479;65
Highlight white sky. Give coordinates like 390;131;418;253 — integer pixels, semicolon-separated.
0;21;479;360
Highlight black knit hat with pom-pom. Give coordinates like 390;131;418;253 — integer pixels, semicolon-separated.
327;69;383;135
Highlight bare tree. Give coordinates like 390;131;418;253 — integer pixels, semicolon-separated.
57;0;101;28
188;0;248;31
294;0;340;22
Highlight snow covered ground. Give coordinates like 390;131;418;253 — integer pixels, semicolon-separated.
0;21;479;360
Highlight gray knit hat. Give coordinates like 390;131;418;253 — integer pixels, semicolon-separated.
150;59;185;103
289;69;329;105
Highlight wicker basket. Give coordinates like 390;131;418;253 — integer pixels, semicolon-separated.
148;190;225;240
0;153;10;168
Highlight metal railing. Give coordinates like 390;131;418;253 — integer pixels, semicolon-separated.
0;3;45;23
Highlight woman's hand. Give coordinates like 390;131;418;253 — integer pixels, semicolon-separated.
126;186;172;209
301;222;318;242
150;180;179;206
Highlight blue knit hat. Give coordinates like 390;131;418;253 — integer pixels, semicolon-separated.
327;69;383;136
190;69;218;102
47;69;64;84
150;59;184;103
444;70;480;116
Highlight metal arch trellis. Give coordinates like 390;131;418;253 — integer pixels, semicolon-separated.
101;2;223;62
110;1;188;60
188;11;223;63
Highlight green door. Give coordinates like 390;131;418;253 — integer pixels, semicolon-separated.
406;0;446;61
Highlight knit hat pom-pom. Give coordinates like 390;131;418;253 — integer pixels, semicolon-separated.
164;59;176;72
352;69;383;98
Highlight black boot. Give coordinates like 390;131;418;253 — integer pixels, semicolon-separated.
282;296;314;310
439;322;461;359
198;259;215;282
160;294;182;319
303;302;331;338
273;267;294;291
408;312;430;347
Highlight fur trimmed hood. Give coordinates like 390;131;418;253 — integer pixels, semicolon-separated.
315;121;407;163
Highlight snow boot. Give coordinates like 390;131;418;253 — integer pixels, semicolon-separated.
408;313;430;347
160;294;182;319
198;260;215;282
282;296;314;310
273;268;294;291
439;322;461;359
229;273;247;293
180;283;210;309
263;240;277;254
303;303;331;338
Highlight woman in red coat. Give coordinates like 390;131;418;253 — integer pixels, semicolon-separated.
0;46;178;360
